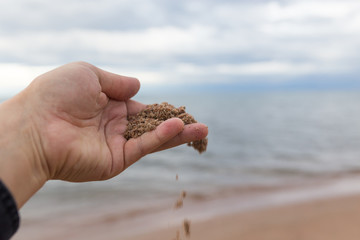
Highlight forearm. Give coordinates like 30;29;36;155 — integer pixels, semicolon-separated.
0;92;47;208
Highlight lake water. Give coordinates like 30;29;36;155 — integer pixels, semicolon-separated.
4;90;360;219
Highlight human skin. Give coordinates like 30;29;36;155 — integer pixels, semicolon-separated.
0;62;208;208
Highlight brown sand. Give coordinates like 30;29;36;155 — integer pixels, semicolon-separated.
124;194;360;240
174;230;180;240
183;219;191;238
13;193;360;240
124;102;208;153
174;191;187;209
174;198;184;209
181;190;187;199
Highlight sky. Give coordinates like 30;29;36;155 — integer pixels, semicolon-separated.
1;0;360;95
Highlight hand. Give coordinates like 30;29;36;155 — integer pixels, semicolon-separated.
0;62;208;207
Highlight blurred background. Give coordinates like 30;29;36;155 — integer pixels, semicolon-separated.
2;0;360;239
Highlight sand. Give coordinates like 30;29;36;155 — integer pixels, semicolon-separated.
14;185;360;240
124;194;360;240
174;191;187;209
183;219;190;238
124;102;208;153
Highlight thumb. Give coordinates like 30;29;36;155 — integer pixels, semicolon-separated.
123;118;185;169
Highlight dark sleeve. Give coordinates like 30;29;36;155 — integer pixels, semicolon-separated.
0;180;20;240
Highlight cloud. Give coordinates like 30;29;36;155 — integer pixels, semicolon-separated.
0;63;54;96
0;0;360;93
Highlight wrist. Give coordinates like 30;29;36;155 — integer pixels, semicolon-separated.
0;91;47;208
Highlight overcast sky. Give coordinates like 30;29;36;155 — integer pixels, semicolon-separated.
1;0;360;95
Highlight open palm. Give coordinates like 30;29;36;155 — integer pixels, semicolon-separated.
27;62;207;182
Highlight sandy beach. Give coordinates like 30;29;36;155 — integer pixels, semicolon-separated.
125;194;360;240
12;178;360;240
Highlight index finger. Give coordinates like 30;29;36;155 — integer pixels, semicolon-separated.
93;66;141;100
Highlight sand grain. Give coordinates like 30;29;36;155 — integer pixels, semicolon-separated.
124;102;207;153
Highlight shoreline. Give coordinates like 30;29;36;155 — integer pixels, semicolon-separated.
13;176;360;240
